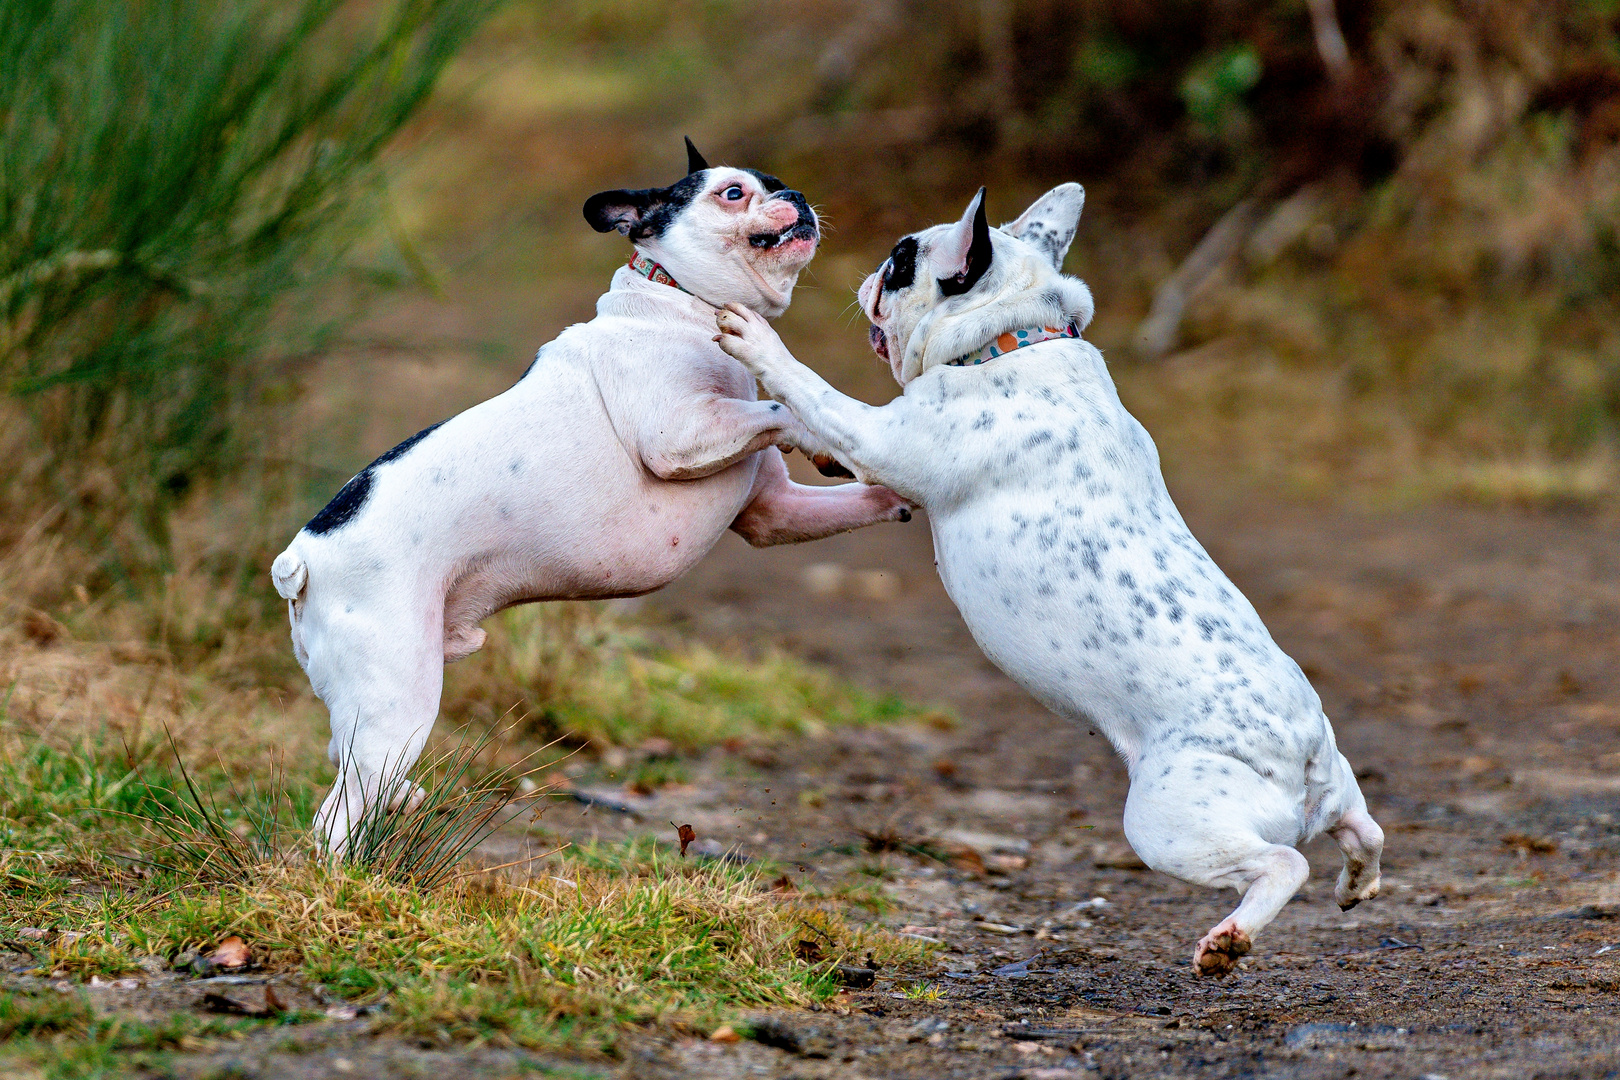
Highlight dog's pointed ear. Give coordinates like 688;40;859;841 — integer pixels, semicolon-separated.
1002;182;1085;270
937;187;992;297
684;136;710;175
584;187;660;236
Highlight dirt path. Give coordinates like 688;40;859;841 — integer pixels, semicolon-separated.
609;477;1620;1079
161;480;1620;1079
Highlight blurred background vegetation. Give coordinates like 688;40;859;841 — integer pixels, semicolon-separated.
4;0;1619;766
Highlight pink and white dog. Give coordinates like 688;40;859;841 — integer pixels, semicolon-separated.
271;141;909;851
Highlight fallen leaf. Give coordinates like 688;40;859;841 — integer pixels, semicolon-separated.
206;936;251;971
22;609;64;646
198;984;286;1018
709;1024;740;1043
672;822;696;857
1091;842;1148;870
835;963;876;988
986;853;1030;874
991;949;1052;977
1501;833;1558;855
934;840;987;875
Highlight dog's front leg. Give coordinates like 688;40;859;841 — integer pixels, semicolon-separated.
639;395;814;481
730;447;911;547
715;305;913;490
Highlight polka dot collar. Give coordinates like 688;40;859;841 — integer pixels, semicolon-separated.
945;321;1081;367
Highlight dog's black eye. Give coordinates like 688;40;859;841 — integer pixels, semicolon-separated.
723;185;744;201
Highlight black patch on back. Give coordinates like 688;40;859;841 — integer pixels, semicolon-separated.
373;421;443;467
303;422;444;536
882;236;918;292
305;470;373;536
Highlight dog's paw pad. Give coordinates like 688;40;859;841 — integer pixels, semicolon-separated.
1193;927;1251;978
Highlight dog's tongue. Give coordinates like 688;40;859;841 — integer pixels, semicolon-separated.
869;325;888;360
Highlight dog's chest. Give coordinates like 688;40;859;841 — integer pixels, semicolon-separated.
919;358;1316;746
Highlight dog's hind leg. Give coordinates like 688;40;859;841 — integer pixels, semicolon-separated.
1123;753;1311;977
730;448;912;546
305;604;444;856
1328;802;1384;910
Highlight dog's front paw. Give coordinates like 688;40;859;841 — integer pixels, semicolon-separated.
1193;921;1251;978
869;484;915;523
715;303;781;376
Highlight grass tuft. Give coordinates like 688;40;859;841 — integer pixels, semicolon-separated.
447;603;952;750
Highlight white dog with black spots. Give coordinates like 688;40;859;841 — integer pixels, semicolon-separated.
715;183;1384;976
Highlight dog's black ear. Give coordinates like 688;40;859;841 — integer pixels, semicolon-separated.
938;187;992;297
684;136;710;175
584;187;662;236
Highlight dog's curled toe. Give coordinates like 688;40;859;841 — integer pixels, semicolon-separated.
1193;925;1252;978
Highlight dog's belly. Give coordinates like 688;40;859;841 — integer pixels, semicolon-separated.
928;496;1329;775
441;465;759;611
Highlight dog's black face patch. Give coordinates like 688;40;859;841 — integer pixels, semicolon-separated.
881;237;918;293
583;173;705;242
745;169;786;193
304;422;443;536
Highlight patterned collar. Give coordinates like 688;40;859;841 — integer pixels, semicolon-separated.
945;321;1081;366
628;250;689;294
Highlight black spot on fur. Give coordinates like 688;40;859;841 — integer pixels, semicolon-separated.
583;173;704;241
373;422;443;468
304;422;443;536
745;169;786;193
882;237;917;292
305;470;373;536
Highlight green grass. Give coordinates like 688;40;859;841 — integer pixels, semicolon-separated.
0;0;497;574
446;603;952;750
0;717;931;1071
0;993;275;1080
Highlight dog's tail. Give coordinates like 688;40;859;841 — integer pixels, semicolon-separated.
271;547;308;602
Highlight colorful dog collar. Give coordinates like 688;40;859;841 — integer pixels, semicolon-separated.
628;250;689;294
946;321;1081;366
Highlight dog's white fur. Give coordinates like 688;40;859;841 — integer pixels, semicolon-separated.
716;184;1383;975
272;161;909;851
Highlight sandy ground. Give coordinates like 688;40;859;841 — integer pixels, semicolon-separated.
136;466;1620;1079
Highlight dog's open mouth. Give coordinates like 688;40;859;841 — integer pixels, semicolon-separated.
869;325;889;360
749;219;818;250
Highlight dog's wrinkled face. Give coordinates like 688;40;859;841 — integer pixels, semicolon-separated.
857;183;1091;384
584;139;819;318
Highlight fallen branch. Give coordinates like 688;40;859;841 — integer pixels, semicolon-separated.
1132;199;1261;361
